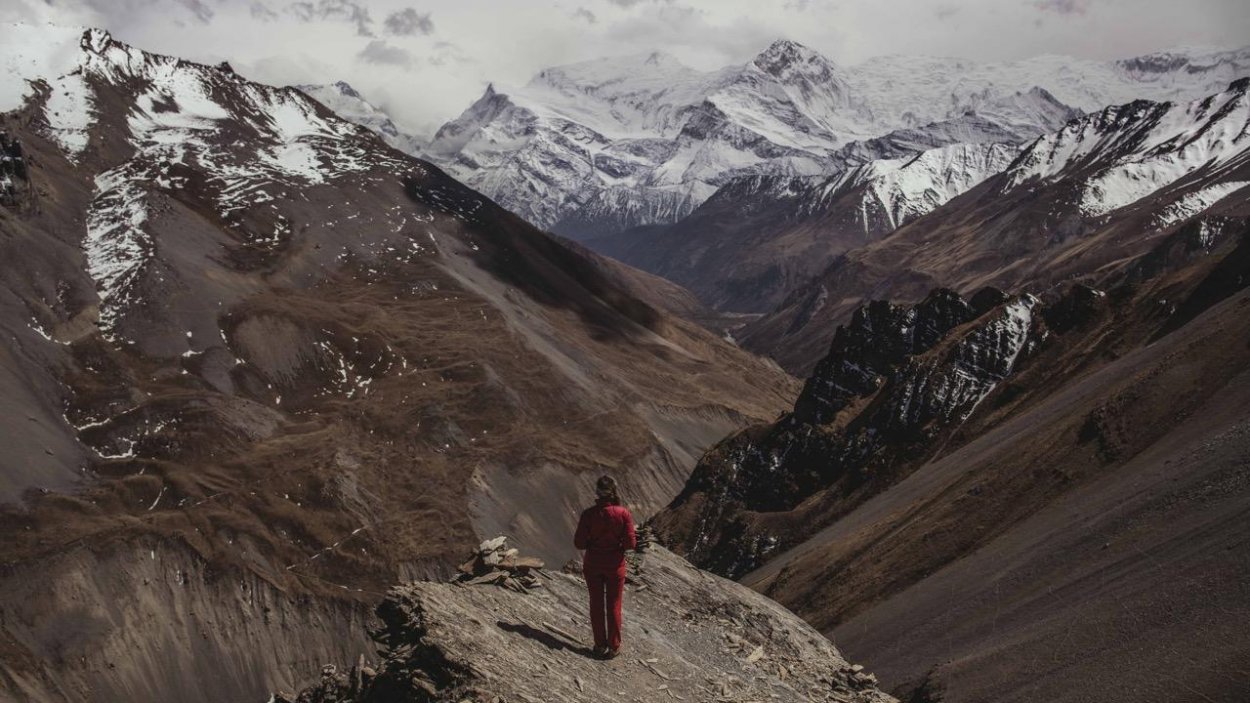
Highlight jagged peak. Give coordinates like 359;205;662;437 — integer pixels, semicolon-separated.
332;80;362;99
81;27;113;53
752;38;838;74
469;81;514;111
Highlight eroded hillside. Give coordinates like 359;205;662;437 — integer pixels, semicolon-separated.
0;27;796;702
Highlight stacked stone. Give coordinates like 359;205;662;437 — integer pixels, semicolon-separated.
626;522;657;588
454;536;545;593
635;522;656;551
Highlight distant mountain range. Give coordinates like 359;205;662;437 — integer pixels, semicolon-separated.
414;40;1249;241
299;41;1249;355
588;141;1023;314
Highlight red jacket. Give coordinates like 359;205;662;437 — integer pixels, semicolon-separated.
574;499;636;573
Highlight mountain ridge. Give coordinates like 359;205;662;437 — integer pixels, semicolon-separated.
421;39;1250;240
740;77;1250;373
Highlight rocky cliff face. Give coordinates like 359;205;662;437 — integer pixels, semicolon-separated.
654;287;1047;578
655;216;1250;701
283;545;895;703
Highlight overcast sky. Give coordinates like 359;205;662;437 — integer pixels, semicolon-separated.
5;0;1248;134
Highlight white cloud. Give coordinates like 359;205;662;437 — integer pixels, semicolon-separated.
384;7;434;35
358;38;415;66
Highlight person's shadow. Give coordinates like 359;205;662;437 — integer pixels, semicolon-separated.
496;620;598;659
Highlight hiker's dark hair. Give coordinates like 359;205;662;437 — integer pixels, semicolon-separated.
595;475;620;505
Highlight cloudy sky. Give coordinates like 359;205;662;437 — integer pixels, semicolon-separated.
5;0;1248;134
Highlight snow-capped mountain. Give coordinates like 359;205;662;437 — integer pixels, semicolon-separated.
427;39;1250;240
796;141;1023;232
743;80;1250;373
11;26;422;340
1004;77;1250;220
590;141;1020;313
295;81;426;155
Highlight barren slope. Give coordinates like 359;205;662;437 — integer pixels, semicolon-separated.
747;286;1250;702
0;28;796;703
652;215;1250;700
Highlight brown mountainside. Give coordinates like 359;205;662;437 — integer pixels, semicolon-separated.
654;204;1250;700
0;30;795;702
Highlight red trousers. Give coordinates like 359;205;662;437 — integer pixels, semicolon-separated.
584;566;625;650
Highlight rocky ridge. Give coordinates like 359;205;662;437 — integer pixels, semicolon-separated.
283;545;894;703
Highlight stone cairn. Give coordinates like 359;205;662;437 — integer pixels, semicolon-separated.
626;522;656;587
454;536;545;592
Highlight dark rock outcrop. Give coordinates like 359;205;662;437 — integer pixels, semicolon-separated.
0;132;29;207
792;289;984;425
654;288;1047;578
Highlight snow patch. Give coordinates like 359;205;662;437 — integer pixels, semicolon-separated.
85;163;153;338
1153;180;1249;229
41;71;95;159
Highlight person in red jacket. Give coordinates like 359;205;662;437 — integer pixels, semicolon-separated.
573;475;636;659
